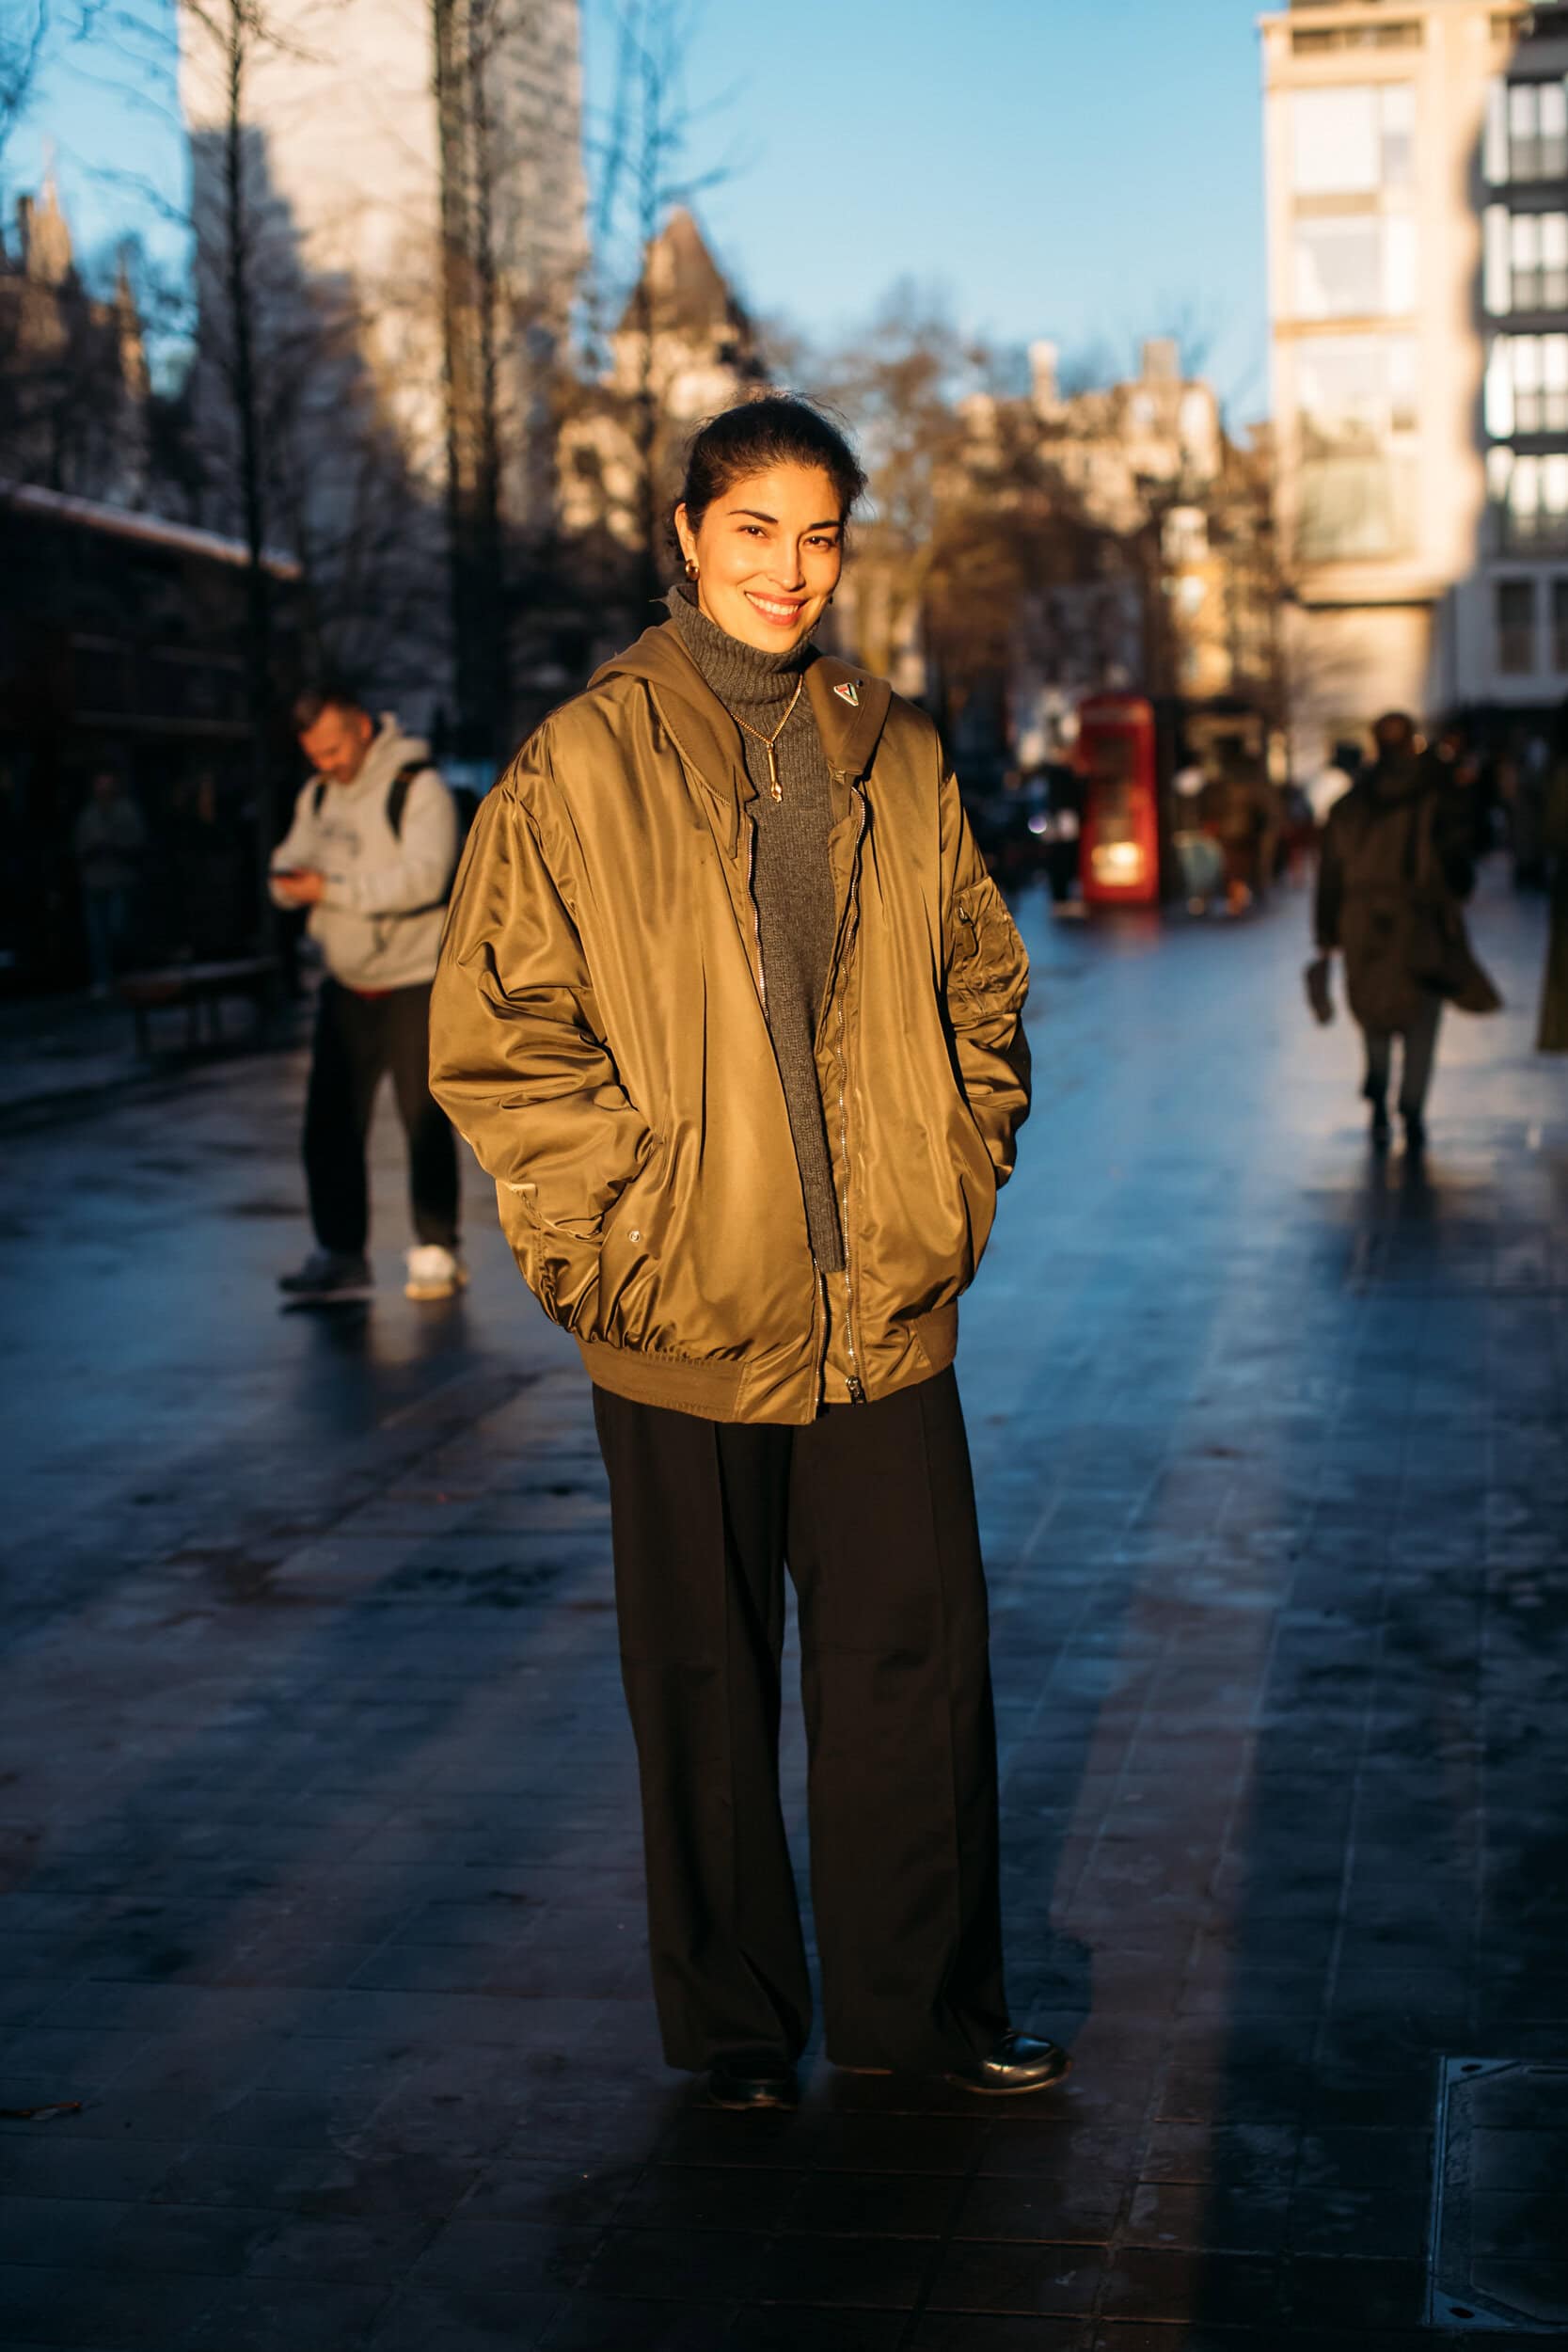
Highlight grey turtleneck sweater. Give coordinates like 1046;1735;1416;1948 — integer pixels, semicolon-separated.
668;586;845;1273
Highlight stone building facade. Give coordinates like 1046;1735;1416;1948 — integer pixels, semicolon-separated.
0;179;150;508
558;207;766;660
918;338;1277;771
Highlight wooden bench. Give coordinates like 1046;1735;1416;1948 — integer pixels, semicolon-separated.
119;958;279;1058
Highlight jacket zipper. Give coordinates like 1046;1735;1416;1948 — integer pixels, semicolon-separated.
834;996;865;1405
830;785;869;1404
743;810;767;1011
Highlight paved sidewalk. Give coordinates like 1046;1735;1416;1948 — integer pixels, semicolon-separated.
1;869;1565;2349
0;985;300;1132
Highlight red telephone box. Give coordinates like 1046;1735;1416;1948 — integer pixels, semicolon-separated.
1076;693;1163;908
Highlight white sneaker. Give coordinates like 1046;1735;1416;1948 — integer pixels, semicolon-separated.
404;1244;467;1301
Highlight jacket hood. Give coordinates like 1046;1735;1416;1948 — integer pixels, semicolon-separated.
590;617;893;794
369;714;432;775
310;715;432;795
1361;752;1430;807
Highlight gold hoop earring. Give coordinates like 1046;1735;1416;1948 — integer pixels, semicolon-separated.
685;559;698;580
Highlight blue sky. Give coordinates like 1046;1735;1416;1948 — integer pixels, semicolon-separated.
583;0;1271;419
6;0;1271;419
4;2;184;275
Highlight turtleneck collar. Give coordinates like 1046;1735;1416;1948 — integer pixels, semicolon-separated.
666;581;816;716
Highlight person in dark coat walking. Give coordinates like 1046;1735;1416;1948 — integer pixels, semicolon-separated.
1314;711;1476;1151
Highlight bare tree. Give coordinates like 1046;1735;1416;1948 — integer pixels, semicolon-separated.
589;0;736;609
0;237;150;495
0;0;50;167
1054;340;1119;400
1146;291;1229;390
811;286;976;682
434;0;507;763
0;5;144;498
177;2;295;948
814;287;1227;744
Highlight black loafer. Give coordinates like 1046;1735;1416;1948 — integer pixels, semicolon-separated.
945;2031;1071;2096
706;2057;798;2111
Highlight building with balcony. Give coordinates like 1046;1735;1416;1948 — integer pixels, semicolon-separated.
1262;0;1568;767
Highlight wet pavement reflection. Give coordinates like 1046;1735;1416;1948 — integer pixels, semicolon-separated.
1;870;1564;2348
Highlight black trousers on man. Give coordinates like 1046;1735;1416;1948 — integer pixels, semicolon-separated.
305;978;458;1255
593;1367;1009;2074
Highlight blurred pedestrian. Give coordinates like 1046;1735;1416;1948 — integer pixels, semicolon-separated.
431;394;1068;2114
1172;756;1225;912
1314;711;1481;1152
73;767;146;996
1277;779;1317;887
1537;745;1568;1052
1201;746;1275;914
1431;719;1493;866
271;681;465;1305
1306;739;1362;830
1513;728;1550;890
166;770;254;961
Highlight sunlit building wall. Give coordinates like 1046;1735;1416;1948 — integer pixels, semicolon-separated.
1263;0;1568;768
179;0;585;723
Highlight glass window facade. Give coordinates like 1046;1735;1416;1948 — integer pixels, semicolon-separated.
1295;337;1418;561
1291;23;1422;55
1485;207;1568;312
1294;215;1418;317
1487;447;1568;550
1291;84;1415;195
1486;333;1568;435
1486;78;1568;184
1497;580;1537;674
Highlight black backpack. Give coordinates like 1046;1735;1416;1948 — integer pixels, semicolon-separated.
311;763;482;859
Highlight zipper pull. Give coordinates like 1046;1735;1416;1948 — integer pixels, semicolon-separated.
847;1375;866;1406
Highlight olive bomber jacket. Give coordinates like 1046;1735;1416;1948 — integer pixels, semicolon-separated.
429;619;1031;1424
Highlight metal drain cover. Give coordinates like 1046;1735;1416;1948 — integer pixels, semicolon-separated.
1427;2058;1568;2331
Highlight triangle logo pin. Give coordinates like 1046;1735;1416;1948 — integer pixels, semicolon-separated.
832;681;860;707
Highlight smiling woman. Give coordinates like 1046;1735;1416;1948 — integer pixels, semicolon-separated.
671;398;865;652
430;391;1067;2115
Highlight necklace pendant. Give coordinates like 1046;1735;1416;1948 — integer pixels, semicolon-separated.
767;751;783;802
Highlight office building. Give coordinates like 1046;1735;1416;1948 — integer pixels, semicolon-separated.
1262;0;1568;763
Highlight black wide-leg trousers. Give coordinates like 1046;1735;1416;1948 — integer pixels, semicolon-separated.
592;1367;1009;2074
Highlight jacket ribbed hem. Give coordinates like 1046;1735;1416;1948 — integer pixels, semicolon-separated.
576;1301;958;1427
577;1336;748;1421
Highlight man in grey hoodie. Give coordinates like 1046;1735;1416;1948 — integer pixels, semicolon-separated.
271;682;465;1303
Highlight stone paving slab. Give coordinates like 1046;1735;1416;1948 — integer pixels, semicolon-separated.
1;872;1566;2345
0;983;307;1132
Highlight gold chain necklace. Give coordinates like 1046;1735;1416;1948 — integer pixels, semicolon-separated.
730;676;804;803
